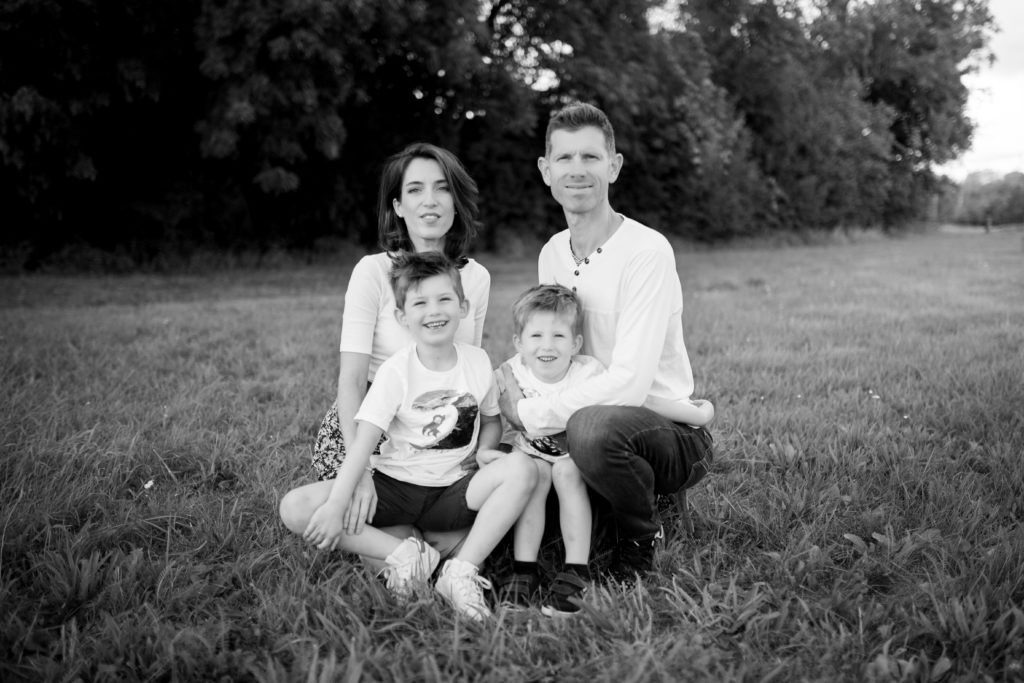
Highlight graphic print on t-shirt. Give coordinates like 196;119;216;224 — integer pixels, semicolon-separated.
410;388;479;450
519;383;568;456
527;434;568;457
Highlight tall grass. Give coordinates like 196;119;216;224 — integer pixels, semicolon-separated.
2;229;1022;681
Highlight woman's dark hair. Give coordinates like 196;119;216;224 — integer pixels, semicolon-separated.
377;143;480;266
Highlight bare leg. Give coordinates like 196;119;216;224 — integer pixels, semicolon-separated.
513;458;552;562
552;458;591;565
423;528;470;559
279;479;402;559
457;450;538;566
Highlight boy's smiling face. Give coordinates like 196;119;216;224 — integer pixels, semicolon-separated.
514;310;582;383
395;273;468;347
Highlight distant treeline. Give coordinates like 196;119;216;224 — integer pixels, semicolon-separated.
0;0;994;265
947;172;1024;226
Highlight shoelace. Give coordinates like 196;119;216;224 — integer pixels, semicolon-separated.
450;572;493;602
381;553;424;590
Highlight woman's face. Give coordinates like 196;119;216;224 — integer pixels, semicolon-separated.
393;157;455;252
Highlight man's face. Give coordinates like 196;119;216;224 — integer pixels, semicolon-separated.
538;126;622;216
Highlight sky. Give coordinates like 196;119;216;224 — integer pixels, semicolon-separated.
937;0;1024;181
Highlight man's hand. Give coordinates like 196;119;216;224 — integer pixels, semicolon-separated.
303;499;347;551
690;399;715;425
497;362;525;431
342;470;377;535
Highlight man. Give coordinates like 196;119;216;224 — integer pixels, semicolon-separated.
499;101;715;580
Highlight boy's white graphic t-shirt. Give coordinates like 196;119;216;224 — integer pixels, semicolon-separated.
503;354;604;463
355;342;499;487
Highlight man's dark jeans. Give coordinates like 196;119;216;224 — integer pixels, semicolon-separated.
566;405;714;540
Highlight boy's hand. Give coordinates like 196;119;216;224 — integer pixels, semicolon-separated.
303;499;347;551
343;470;377;535
476;448;505;467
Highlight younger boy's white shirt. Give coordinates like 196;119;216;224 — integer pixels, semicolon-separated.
355;342;499;486
502;354;604;462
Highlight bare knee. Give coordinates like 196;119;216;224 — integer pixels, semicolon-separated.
533;458;553;492
279;483;324;535
504;450;539;492
552;457;585;493
279;489;306;535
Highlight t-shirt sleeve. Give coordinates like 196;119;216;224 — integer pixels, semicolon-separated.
353;359;402;431
467;261;491;347
471;347;499;417
339;256;384;354
481;378;500;418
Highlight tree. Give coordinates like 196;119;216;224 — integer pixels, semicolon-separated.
684;0;897;231
196;0;536;248
1;0;203;261
485;0;770;239
813;0;996;225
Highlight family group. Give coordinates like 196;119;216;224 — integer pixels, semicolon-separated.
278;102;715;622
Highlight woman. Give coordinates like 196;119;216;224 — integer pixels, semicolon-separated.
304;142;489;555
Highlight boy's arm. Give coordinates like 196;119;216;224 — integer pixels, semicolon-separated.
475;414;505;466
302;420;384;549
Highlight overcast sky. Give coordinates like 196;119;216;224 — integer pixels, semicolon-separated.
937;0;1024;180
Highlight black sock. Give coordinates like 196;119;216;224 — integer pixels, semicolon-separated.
564;563;591;580
513;560;538;576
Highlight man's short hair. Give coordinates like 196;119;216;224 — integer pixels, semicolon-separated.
545;101;616;156
389;251;465;310
512;284;584;337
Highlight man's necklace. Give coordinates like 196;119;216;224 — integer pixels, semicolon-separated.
569;213;618;267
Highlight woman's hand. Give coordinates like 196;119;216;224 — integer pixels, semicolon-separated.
303;499;347;550
343;470;378;535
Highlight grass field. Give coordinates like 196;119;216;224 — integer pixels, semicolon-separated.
2;228;1023;682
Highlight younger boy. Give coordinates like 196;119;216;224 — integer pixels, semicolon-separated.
494;284;604;616
279;251;537;621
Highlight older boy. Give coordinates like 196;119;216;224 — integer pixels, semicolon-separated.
281;251;537;621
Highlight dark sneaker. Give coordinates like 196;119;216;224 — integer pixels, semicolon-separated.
495;571;539;609
541;571;589;617
608;526;663;582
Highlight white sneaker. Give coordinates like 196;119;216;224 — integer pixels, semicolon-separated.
434;558;493;621
382;537;440;599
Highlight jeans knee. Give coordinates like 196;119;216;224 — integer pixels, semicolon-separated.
566;406;616;475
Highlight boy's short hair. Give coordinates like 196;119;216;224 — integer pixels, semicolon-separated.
389;251;466;310
545;101;616;156
512;284;584;337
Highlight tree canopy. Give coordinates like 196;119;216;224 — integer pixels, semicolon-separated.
0;0;996;265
